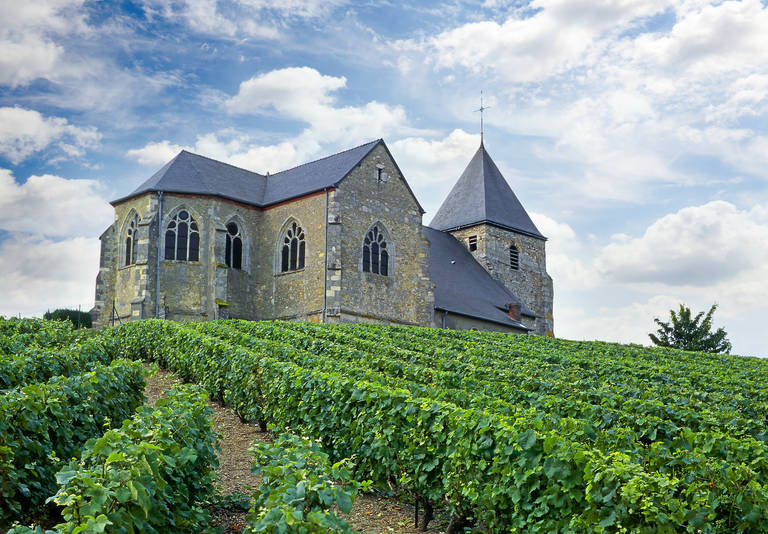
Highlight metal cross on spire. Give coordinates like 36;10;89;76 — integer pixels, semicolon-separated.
475;90;490;145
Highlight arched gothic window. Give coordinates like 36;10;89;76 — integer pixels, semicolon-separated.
165;209;200;261
280;221;305;272
363;225;389;276
124;213;139;266
225;221;243;270
510;244;520;270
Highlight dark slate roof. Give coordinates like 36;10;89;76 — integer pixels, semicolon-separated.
429;143;545;240
424;226;535;330
113;150;268;206
263;140;379;204
113;140;386;207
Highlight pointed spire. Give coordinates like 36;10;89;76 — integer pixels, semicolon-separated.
475;91;490;146
429;143;545;240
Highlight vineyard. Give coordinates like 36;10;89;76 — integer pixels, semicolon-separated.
2;317;768;532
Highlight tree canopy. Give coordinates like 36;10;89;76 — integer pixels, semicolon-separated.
649;303;731;354
44;308;92;329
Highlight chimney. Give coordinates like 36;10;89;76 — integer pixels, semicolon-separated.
507;302;521;321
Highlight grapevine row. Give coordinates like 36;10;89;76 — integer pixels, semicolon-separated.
105;320;768;532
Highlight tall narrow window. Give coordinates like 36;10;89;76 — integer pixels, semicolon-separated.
225;222;243;269
165;210;200;261
510;244;520;270
280;221;305;272
363;225;389;276
468;235;477;252
124;213;139;266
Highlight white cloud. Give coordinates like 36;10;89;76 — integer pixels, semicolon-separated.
141;0;255;38
226;67;413;146
408;0;768;88
239;0;346;19
596;201;768;286
705;74;768;123
193;132;304;173
125;67;426;177
0;234;100;318
127;131;306;174
530;211;600;288
0;37;62;88
126;140;188;166
543;202;768;356
392;0;768;197
0;0;87;32
557;287;768;357
388;129;480;218
0;1;184;114
139;0;346;39
0;107;100;164
390;129;480;185
398;0;669;83
542;94;680;201
627;0;768;78
0;0;87;87
557;294;682;345
0;168;112;237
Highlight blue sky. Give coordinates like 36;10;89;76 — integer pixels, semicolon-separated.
1;0;767;356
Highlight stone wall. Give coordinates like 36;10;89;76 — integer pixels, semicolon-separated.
91;223;116;327
450;224;554;336
334;144;434;326
95;194;157;326
105;191;329;324
432;310;529;333
257;192;326;321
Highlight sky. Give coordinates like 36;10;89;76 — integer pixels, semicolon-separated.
1;0;766;356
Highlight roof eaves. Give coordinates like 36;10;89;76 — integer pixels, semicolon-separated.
262;186;336;209
111;190;156;206
435;306;531;331
440;220;547;241
112;189;267;209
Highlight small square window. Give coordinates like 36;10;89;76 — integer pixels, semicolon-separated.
468;235;477;252
375;164;388;183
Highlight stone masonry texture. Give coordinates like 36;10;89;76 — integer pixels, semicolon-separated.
93;144;551;336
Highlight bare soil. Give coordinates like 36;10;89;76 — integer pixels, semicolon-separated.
144;366;449;533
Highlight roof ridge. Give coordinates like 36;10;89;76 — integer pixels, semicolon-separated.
270;139;381;176
179;149;266;178
479;144;490;213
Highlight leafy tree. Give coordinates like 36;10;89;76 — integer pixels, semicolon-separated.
649;303;731;354
44;308;92;329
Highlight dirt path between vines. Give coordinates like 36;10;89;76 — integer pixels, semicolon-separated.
144;366;448;533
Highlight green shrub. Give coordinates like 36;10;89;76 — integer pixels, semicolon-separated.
0;337;113;390
0;318;77;355
50;385;219;534
248;433;365;533
0;360;145;528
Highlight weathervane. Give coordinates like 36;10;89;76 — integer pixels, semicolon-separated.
475;90;491;145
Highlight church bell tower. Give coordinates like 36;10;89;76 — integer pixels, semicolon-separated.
429;142;554;336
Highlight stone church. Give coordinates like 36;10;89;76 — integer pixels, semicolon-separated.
92;139;554;335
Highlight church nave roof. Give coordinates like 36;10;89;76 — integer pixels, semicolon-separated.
113;139;384;207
